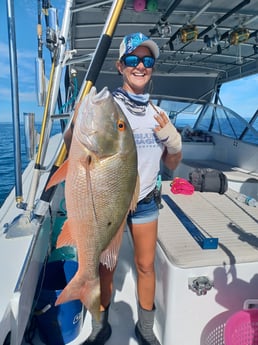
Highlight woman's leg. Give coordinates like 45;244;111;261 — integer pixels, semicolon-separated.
130;219;158;310
99;263;115;310
83;264;115;345
130;219;161;344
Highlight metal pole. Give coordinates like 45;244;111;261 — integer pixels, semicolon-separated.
6;0;23;206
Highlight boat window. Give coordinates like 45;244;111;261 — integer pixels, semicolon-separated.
152;98;258;145
156;99;202;128
196;104;258;144
216;74;258;144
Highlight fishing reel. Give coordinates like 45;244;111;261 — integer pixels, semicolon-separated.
229;27;250;45
46;7;59;51
157;21;172;38
180;24;198;43
203;29;222;54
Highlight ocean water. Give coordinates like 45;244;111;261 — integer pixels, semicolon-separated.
0;123;29;207
0;123;60;207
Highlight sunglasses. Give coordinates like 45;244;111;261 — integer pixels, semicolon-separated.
121;55;155;68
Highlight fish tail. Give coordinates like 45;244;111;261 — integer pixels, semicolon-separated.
55;274;101;321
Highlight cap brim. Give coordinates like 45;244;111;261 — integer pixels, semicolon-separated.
140;40;160;59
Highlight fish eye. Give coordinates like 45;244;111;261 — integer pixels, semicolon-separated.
117;120;126;131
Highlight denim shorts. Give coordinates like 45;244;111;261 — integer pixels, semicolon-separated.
127;196;159;225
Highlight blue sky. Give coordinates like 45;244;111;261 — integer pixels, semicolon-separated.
0;1;257;123
220;74;258;119
0;1;64;123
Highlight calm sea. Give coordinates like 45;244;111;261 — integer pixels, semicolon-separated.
0;123;29;207
0;123;60;207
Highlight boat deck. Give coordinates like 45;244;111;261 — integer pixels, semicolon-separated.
158;181;258;269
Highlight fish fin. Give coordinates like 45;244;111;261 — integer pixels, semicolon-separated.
130;174;140;212
56;220;76;248
46;160;69;190
55;274;101;321
100;217;126;270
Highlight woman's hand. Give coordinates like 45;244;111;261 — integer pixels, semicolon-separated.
153;111;169;132
153;112;182;154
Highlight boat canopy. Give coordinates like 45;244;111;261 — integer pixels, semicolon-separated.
69;0;258;102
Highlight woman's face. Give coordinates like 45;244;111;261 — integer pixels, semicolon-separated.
116;46;154;94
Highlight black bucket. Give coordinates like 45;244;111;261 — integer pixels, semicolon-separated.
36;260;83;345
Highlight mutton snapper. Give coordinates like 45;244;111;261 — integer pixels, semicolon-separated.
46;86;138;320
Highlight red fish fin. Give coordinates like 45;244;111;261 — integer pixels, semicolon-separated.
56;220;76;248
130;174;140;212
55;274;101;321
46;160;69;190
100;217;126;270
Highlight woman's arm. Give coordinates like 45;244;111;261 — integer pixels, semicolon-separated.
162;148;182;170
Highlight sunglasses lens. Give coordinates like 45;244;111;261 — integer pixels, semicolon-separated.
123;55;155;68
143;56;155;68
123;55;139;67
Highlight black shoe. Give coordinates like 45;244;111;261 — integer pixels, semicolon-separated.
84;323;111;345
83;306;112;345
135;304;161;345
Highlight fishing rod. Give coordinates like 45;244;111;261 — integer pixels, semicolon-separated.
149;0;183;37
35;0;45;107
198;0;251;39
165;0;251;54
6;0;24;208
186;28;258;75
79;0;125;99
34;0;125;216
164;0;213;51
27;0;74;213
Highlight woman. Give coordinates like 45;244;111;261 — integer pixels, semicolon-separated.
82;33;182;345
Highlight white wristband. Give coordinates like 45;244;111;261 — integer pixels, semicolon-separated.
155;121;182;154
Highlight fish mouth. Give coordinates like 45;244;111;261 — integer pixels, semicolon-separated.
92;86;110;102
74;86;111;151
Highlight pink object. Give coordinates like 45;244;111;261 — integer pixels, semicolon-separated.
133;0;146;12
170;177;194;195
224;309;258;345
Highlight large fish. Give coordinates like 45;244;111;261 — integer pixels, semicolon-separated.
46;86;138;320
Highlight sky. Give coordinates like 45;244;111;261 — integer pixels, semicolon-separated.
220;73;258;119
0;0;64;123
0;1;258;123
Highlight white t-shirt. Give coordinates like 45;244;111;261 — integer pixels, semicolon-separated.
114;97;165;201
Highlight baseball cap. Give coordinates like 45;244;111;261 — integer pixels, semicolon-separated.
119;32;159;60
